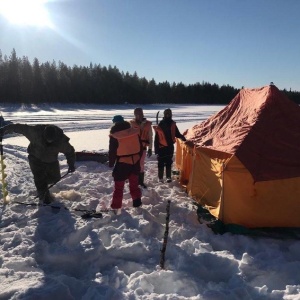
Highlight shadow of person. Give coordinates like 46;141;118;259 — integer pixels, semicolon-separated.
18;202;107;300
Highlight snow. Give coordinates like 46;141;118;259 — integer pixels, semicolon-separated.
1;104;300;300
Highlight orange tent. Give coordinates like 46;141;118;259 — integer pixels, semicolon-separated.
176;84;300;228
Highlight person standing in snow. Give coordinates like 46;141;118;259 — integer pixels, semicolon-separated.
0;124;76;204
129;107;153;188
153;108;186;183
109;115;143;214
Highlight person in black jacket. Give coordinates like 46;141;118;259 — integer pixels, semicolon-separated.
154;109;186;183
0;124;76;204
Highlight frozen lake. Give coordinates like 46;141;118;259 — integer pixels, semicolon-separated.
1;103;224;151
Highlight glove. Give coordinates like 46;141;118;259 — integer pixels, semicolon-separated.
107;163;114;170
147;148;152;157
68;165;76;173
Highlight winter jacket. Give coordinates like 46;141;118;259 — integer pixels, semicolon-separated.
3;124;76;167
130;119;153;150
154;119;186;155
109;121;142;181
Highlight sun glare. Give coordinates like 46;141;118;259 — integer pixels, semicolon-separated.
0;0;52;27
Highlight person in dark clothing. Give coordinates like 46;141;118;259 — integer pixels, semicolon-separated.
129;107;153;188
153;108;186;183
0;124;76;204
109;115;143;214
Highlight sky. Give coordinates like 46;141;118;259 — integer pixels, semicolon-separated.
0;0;300;92
1;103;300;299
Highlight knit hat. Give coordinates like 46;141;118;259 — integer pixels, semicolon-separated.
112;115;124;123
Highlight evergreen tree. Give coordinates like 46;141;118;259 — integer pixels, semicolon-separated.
20;56;33;103
32;58;44;103
7;49;21;102
57;61;72;102
0;48;299;104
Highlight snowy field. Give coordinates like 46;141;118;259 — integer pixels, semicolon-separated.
1;104;300;300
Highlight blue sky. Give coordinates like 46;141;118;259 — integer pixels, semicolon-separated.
1;0;300;91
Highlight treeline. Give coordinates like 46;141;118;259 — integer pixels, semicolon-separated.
0;49;299;104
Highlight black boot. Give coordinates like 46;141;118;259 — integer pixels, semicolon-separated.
139;172;147;188
38;190;53;204
133;198;142;207
158;167;164;182
166;165;172;183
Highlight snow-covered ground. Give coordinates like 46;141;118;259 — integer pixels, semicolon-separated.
1;104;300;300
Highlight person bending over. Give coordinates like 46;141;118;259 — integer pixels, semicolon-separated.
0;124;76;204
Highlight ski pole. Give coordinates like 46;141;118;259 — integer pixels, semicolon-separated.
46;170;71;191
14;200;67;210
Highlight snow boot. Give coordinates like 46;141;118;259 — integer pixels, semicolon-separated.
158;167;164;182
38;190;54;204
166;165;172;183
110;208;122;216
44;192;54;204
133;198;142;207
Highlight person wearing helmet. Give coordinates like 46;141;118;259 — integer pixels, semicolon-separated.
129;107;153;188
0;123;76;204
153;108;186;183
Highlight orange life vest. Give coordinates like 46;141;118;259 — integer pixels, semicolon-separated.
130;119;152;148
153;122;176;148
110;127;141;164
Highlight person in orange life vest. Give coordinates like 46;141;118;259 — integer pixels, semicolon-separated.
153;108;186;183
129;107;153;188
109;115;143;213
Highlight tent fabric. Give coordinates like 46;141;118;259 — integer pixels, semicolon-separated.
177;85;300;228
187;148;225;218
185;85;300;182
175;140;193;186
223;156;300;228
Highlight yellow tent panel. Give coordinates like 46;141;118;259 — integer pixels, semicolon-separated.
223;156;300;227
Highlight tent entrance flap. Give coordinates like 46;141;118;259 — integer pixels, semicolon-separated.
186;148;227;219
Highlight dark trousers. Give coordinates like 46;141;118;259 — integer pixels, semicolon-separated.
157;154;173;179
28;155;61;196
